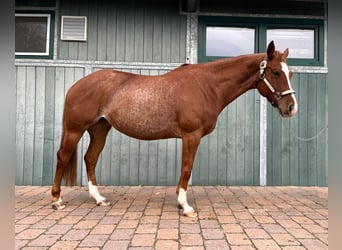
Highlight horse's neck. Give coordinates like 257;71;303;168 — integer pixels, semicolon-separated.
206;53;265;111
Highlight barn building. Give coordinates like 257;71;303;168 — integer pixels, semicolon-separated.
15;0;327;187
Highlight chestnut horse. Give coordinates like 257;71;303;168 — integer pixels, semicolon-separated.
51;41;297;217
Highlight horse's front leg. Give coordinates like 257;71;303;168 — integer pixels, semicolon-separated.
84;120;112;206
177;132;201;217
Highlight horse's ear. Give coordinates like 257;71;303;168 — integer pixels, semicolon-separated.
282;48;289;61
267;40;275;60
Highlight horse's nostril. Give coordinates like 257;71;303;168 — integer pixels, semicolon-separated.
288;104;294;112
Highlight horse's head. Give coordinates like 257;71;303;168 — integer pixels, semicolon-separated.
256;41;298;118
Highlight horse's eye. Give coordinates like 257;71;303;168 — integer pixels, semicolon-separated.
272;71;280;77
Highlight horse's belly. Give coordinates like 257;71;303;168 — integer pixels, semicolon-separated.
105;90;180;140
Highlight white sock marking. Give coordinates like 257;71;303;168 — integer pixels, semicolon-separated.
88;181;106;204
178;188;194;214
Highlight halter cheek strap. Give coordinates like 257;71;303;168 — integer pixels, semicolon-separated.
258;60;295;101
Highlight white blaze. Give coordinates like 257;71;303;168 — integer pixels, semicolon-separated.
281;62;298;113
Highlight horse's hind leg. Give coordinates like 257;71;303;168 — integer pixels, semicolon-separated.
51;129;84;210
177;131;201;217
84;118;112;206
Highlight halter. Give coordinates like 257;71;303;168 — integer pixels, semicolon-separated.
257;60;295;102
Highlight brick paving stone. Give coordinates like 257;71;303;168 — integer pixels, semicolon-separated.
46;224;73;235
110;228;135;240
222;223;243;233
199;219;220;228
102;240;130;250
136;223;158;234
99;215;121;225
301;223;327;234
286;228;314;239
78;234;109;247
204;239;230;249
62;229;90;241
16;228;45;240
17;215;44;225
27;234;61;247
202;228;225;240
245;228;271;239
50;240;80;250
252;239;281;250
180;234;204;246
226;233;252;246
117;219;139;228
299;239;328;250
271;233;300;246
155;239;179;249
157;228;179;239
262;223;287;234
90;224;115;234
180;223;201;233
74;219;99;229
131;233;156;247
217;215;237;223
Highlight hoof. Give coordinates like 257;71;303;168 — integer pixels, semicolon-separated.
97;199;111;207
183;210;198;218
52;201;66;210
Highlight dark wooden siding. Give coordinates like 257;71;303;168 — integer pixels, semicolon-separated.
58;0;187;63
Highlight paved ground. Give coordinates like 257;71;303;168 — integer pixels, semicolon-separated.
15;186;328;250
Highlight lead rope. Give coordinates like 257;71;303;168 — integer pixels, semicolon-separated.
292;125;327;142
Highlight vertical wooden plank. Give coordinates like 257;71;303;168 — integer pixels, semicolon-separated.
106;0;117;61
152;6;162;62
119;134;130;185
148;140;158;185
129;139;140;185
134;4;144;62
143;7;153;62
235;95;246;184
316;74;327;186
110;130;122;185
43;67;56;185
125;2;135;62
244;91;256;185
87;0;98;60
23;67;36;185
166;139;177;185
54;67;65;182
171;14;181;62
33;67;46;185
97;1;108;61
217;108;228;185
208;131;218;185
115;1;126;61
78;0;89;60
227;101;237;185
157;140;167;185
289;74;300;185
16;67;26;185
253;90;260;185
298;73;309;185
138;140;149;184
161;9;171;62
307;74;318;185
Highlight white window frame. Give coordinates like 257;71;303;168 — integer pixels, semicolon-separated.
61;16;87;41
15;13;51;56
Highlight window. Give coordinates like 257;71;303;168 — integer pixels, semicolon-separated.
206;27;255;57
15;12;54;59
198;16;324;66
